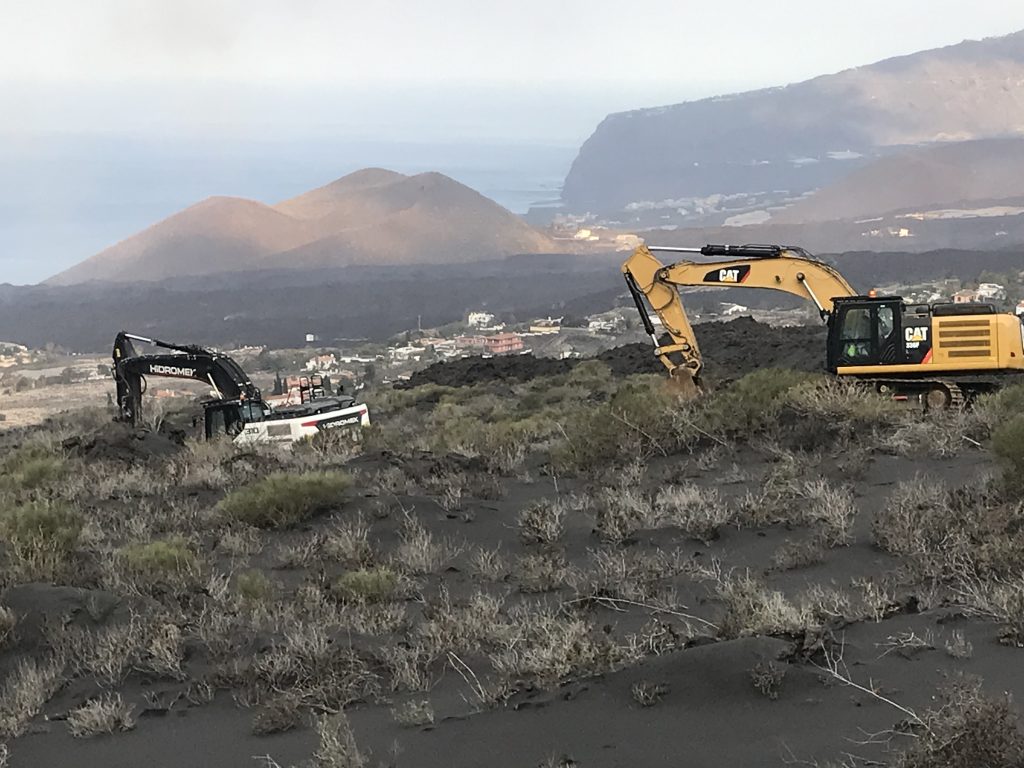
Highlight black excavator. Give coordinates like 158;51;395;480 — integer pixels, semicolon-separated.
112;331;369;443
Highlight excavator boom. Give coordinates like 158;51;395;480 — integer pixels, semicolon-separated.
622;244;857;385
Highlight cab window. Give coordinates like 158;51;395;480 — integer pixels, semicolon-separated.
839;308;872;363
877;306;895;339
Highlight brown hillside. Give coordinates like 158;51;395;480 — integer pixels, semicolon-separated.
274;168;409;220
774;138;1024;223
266;172;555;268
48;197;316;285
47;170;557;284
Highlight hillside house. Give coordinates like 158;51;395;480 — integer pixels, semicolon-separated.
455;335;487;351
467;311;495;328
529;317;562;335
484;332;524;355
305;353;337;372
977;283;1007;301
953;289;981;304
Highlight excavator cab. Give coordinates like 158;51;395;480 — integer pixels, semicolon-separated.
826;297;904;370
203;399;268;439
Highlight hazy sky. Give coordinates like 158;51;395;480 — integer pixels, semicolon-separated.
4;2;1024;285
5;1;1024;140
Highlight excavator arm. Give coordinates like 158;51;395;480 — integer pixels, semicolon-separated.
622;244;857;386
112;331;261;426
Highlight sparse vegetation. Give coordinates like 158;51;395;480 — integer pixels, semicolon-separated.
332;567;402;603
217;471;352;529
3;353;1023;765
0;501;83;580
67;692;136;738
893;677;1024;768
750;660;786;700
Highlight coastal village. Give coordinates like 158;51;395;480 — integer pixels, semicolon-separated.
3;270;1024;422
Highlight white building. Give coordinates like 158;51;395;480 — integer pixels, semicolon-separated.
977;283;1007;301
467;311;495;328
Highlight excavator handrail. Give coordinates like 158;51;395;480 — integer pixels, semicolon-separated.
622;243;858;386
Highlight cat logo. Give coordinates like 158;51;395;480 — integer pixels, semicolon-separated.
702;265;751;284
904;326;929;350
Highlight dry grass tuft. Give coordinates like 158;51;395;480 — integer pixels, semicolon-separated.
0;656;65;738
67;692;136;738
518;499;567;545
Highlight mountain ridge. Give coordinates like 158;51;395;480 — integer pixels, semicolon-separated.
47;170;560;285
562;29;1024;215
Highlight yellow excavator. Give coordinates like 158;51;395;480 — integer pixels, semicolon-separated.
623;243;1024;408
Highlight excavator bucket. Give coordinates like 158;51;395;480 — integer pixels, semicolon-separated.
667;368;701;399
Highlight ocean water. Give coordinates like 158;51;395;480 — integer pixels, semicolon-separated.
0;135;576;284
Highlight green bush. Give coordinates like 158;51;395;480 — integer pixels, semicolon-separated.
332;567;400;602
551;376;680;472
992;413;1024;494
0;501;82;579
216;471;352;529
236;569;274;602
120;536;197;581
697;368;816;435
976;383;1024;435
0;445;65;492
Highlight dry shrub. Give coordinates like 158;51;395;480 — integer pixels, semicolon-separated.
392;698;434;727
392;514;461;575
0;608;15;650
873;477;1023;581
490;603;635;686
312;712;367;768
785;377;901;431
750;660;786;700
594;486;651;543
67;692;136;738
716;572;811;639
631;680;669;707
217;471;352;529
654;483;730;542
771;538;826;571
577;548;686;603
894;677;1024;768
251;692;304;735
992;413;1024;496
323;514;375;566
471;546;508;582
251;624;379;711
517;551;575;593
0;656;64;738
799;479;856;547
518;499;567;545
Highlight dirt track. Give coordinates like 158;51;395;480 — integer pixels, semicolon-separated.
403;317;828;388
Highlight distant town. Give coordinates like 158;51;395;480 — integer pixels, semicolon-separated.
2;268;1024;424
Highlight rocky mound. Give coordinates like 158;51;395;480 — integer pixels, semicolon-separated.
62;421;184;465
403;318;827;388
